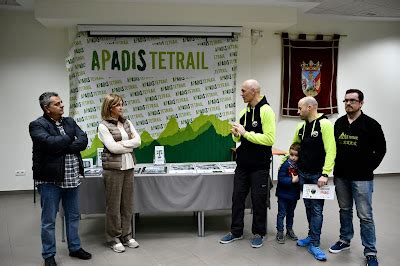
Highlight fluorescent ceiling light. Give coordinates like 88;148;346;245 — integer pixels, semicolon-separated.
78;25;242;37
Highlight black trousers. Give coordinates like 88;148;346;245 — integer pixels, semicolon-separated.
231;167;269;237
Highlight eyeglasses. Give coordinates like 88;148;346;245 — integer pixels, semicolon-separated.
343;99;360;104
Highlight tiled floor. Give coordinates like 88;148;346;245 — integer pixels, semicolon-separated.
1;175;399;265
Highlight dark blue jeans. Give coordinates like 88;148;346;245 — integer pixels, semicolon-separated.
334;177;377;256
38;184;81;259
276;197;298;232
299;171;324;247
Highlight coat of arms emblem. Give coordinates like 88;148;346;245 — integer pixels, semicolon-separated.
301;60;322;96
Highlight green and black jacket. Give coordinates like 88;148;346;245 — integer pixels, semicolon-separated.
234;96;276;170
293;114;336;175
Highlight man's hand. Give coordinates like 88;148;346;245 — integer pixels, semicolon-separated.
317;176;328;188
231;127;240;137
232;122;246;136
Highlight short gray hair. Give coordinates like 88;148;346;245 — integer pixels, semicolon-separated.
39;92;58;111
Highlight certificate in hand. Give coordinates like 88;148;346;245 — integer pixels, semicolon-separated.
302;184;335;200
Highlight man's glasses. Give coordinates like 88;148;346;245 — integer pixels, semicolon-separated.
343;99;359;104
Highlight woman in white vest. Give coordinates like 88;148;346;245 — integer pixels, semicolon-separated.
98;93;141;253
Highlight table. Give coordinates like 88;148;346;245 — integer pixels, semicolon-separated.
60;164;272;241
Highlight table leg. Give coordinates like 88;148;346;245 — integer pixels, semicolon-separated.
197;211;204;237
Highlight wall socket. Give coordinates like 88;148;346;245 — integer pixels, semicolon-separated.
15;170;26;176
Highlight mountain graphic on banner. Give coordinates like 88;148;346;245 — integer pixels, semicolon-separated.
81;114;234;164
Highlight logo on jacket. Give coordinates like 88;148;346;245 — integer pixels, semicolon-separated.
311;131;319;137
252;121;258;127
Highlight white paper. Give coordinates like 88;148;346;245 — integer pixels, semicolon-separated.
195;163;223;173
96;148;104;167
302;184;335;200
153;146;165;165
169;163;196;174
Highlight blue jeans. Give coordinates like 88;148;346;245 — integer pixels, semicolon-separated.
276;198;297;232
334;177;377;256
38;184;81;259
299;171;324;247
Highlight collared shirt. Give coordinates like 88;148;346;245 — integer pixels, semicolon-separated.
35;118;81;188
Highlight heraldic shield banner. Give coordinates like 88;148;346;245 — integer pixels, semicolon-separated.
281;32;340;117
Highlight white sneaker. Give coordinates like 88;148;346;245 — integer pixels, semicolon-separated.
123;238;139;248
111;242;125;253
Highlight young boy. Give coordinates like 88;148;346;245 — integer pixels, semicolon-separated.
275;143;301;244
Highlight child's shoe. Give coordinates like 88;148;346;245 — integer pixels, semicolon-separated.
276;231;285;244
286;228;298;241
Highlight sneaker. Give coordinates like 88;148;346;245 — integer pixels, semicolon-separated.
111;242;126;253
276;231;285;244
366;255;379;266
286;228;298;241
123;238;139;248
250;234;264;248
329;241;350;253
69;248;92;260
308;245;327;261
44;256;57;266
297;236;311;247
219;232;243;244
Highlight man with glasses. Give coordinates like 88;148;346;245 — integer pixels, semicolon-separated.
329;89;386;266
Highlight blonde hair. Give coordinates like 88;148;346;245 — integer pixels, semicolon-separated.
101;93;123;120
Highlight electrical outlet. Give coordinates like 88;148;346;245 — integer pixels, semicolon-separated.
15;170;26;176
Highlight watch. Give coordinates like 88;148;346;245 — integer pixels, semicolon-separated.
322;174;328;177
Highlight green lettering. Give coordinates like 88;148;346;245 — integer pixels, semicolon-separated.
176;52;185;69
149;51;157;69
167;52;175;69
111;51;121;70
101;50;111;70
158;51;166;69
91;51;100;70
121;50;130;71
186;52;195;69
201;52;208;69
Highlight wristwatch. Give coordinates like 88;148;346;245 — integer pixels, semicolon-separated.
322;174;328;177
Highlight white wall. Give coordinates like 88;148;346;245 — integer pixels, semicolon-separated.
0;11;69;190
0;9;399;191
248;15;400;177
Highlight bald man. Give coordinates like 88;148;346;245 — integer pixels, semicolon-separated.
220;79;276;248
293;96;336;261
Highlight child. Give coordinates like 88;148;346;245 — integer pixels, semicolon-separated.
275;143;301;244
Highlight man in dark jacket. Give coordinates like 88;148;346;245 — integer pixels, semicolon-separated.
29;92;91;266
329;89;386;266
219;79;276;248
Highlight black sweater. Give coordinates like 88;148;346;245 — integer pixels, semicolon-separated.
334;112;386;181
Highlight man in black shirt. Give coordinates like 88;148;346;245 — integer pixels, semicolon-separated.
328;89;386;266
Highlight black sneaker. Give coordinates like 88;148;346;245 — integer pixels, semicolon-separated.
276;231;285;244
329;241;350;253
366;255;378;266
44;256;57;266
69;248;92;260
286;228;298;241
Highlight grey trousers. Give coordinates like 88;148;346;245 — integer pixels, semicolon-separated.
103;169;134;243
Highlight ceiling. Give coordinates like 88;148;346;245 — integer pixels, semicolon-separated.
1;0;400;20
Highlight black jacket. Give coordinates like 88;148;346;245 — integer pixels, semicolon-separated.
334;112;386;181
29;115;88;182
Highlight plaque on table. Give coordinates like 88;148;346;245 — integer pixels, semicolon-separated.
169;163;196;174
84;167;103;177
142;165;168;174
195;163;223;173
218;162;237;173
